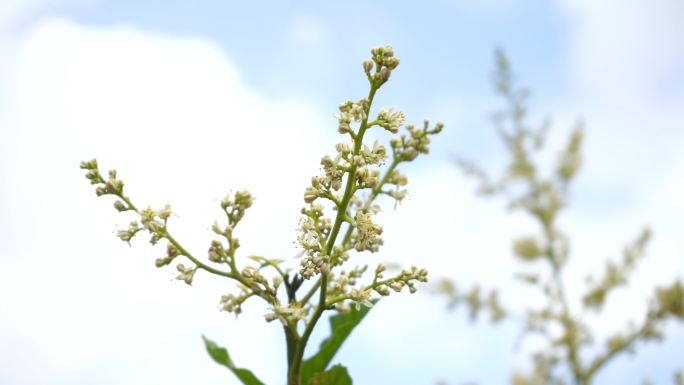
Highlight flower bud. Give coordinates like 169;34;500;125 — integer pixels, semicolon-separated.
321;155;334;168
335;142;351;154
113;200;127;212
155;257;170;268
377;67;391;83
272;275;283;289
158;204;171;220
304;186;319;203
363;60;373;74
220;197;230;210
79;159;98;170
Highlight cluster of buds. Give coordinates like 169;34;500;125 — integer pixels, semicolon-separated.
390;119;444;162
326;264;431;311
297;208;334;279
354;141;387;167
300;252;330;280
376;108;405;133
330;245;351;267
219;291;250;315
264;303;309;326
218;263;281;316
327;266;368;298
363;45;400;87
352;211;383;252
296;204;334;279
240;266;269;289
337;99;369;135
80;159;129;211
371;265;428;296
354;167;380;190
304;152;348;204
207;239;228;263
208;190;255;265
82;159;177;247
380;169;409;204
220;190;254;224
297;204;329;253
140;206;170;234
155;242;180;268
116;221;141;244
133;205;173;245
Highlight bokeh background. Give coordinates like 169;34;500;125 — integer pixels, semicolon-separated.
1;1;683;384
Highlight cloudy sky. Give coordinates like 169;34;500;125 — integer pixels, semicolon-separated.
1;1;683;384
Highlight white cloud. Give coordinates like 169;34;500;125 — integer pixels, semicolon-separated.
558;0;684;102
552;0;684;205
0;0;96;62
1;0;57;30
553;0;684;283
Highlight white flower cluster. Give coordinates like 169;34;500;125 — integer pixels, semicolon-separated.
390;119;444;162
219;289;255;316
264;303;309;326
337;99;369;134
372;265;428;296
352;211;383;252
328;266;367;298
325;264;430;311
364;45;400;87
376;108;405;133
81;48;444;383
291;45;442;316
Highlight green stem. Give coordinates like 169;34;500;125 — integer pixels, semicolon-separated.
284;324;300;374
162;231;235;278
299;279;322;306
117;191;236;279
287;81;379;385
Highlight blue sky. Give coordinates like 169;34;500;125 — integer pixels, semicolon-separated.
1;1;683;385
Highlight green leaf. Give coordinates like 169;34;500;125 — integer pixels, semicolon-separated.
202;335;265;385
308;364;353;385
300;302;374;385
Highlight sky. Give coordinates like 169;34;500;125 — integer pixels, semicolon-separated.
0;1;683;384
